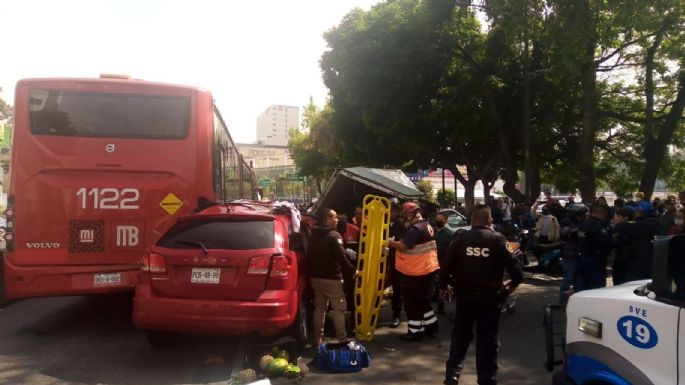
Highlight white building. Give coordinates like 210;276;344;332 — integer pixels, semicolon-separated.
256;105;299;146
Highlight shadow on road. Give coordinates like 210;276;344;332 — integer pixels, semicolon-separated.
0;273;563;385
0;293;246;385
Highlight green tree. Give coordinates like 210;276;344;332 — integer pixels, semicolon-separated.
416;179;435;202
0;87;12;121
287;99;338;194
436;188;455;207
322;0;524;211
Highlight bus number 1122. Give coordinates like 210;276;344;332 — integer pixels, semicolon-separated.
76;188;140;210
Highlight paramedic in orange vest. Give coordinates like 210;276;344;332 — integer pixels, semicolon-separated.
388;202;440;341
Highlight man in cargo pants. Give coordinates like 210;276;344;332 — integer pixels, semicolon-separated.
307;208;358;346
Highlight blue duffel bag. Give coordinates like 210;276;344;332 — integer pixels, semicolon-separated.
313;340;371;373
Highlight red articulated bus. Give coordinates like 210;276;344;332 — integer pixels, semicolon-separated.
1;76;258;303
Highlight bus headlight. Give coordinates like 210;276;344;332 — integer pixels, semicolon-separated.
578;317;602;338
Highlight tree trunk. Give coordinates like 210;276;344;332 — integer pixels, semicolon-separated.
637;26;685;200
451;166;476;214
483;179;495;197
639;74;685;198
522;32;534;203
579;34;598;203
463;179;476;215
528;149;542;204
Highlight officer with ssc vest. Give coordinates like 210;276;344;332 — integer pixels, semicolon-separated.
441;204;523;385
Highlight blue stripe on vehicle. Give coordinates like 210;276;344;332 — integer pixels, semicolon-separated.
566;341;655;385
566;355;632;385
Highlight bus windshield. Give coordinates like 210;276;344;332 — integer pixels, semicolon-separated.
29;89;189;139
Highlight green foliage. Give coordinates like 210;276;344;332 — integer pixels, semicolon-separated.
0;87;12;121
660;154;685;193
313;0;685;203
415;179;434;202
287;100;338;193
436;188;455;208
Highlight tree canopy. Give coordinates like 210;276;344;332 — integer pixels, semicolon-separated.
288;0;685;208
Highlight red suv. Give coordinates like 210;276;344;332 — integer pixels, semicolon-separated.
133;202;309;349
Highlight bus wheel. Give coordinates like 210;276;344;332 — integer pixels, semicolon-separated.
143;330;176;349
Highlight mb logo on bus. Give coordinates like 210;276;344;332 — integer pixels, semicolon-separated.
116;226;139;247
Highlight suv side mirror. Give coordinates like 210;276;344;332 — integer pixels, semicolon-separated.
651;235;685;301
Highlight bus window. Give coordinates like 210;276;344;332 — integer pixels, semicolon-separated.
29;89;189;139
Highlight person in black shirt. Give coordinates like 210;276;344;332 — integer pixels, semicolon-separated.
307;208;358;347
442;205;523;385
576;205;613;291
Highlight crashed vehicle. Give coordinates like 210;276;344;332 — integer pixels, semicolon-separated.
133;201;309;350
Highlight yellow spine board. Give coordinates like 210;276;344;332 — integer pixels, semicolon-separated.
354;194;391;341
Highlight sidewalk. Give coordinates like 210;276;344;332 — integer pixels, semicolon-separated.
290;275;560;385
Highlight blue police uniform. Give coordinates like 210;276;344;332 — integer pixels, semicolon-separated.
576;216;612;291
441;225;523;385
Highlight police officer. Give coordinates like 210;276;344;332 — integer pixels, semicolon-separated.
442;204;523;385
576;204;613;291
388;202;440;341
558;204;587;303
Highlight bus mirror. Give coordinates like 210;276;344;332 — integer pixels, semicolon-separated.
651;235;685;301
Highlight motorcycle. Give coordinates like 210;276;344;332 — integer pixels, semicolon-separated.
534;242;565;276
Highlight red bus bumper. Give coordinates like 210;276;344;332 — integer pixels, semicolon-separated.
3;259;138;299
132;282;297;336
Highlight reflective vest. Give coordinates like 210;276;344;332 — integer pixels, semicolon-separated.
396;221;439;276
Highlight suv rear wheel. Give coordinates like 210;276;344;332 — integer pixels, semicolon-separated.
291;300;309;354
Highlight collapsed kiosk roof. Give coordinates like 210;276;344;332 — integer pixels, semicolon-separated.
312;167;424;215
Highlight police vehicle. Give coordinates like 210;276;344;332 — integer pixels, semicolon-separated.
545;235;685;385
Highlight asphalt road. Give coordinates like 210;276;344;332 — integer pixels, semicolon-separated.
0;273;561;385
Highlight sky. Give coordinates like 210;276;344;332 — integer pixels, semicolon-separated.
1;0;381;143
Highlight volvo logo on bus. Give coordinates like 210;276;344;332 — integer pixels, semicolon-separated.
105;144;116;153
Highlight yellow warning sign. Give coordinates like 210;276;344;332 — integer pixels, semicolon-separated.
160;193;183;215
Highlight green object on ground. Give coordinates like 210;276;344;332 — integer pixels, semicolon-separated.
265;357;289;377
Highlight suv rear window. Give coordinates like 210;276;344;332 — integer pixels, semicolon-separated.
158;220;275;250
29;89;189;139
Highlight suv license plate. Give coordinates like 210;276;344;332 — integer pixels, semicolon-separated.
94;273;121;286
191;268;221;284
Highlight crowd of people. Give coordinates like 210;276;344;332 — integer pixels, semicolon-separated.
485;190;685;302
306;200;522;385
303;190;684;384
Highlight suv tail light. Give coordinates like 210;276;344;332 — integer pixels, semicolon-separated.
140;252;167;273
247;254;290;277
4;195;15;251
